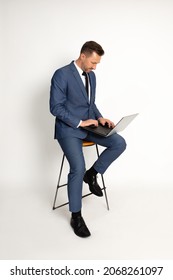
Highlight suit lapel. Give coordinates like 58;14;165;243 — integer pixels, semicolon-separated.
88;72;94;104
70;62;90;103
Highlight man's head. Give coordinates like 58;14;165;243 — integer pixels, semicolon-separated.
80;41;104;57
77;41;104;73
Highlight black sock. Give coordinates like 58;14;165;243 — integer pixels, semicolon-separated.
72;211;81;219
87;166;98;176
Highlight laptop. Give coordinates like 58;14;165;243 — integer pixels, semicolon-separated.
83;113;139;137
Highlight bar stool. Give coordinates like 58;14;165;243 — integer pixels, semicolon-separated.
52;140;109;210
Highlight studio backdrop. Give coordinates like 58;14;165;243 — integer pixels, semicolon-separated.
1;0;173;195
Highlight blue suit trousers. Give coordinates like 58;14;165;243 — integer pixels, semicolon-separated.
58;133;126;212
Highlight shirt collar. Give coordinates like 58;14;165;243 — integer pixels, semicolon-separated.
73;61;83;76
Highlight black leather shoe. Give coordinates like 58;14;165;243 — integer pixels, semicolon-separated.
83;171;103;197
70;216;91;238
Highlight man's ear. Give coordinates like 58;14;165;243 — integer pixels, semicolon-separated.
80;53;86;60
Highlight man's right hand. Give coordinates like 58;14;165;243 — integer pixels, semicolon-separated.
80;119;98;127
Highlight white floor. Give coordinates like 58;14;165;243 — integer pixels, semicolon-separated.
0;177;173;260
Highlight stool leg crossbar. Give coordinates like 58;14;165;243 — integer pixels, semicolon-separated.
52;144;109;210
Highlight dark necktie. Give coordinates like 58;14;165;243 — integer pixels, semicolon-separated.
82;71;89;96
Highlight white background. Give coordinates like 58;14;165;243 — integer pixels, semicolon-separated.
0;0;173;260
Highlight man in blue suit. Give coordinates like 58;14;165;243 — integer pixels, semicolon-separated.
50;41;126;238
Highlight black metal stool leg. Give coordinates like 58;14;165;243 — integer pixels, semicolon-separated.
95;144;110;210
52;154;67;210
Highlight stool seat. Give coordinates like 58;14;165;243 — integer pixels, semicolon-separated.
82;141;95;147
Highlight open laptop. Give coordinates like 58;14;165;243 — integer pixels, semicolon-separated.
83;113;138;137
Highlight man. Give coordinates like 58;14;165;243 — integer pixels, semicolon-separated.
50;41;126;238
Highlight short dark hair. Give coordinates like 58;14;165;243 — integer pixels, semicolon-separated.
80;41;104;56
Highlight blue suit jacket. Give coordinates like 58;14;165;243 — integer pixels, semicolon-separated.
50;61;103;140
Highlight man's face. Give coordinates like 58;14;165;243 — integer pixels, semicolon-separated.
81;52;101;73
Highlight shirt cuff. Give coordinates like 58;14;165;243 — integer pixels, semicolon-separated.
77;120;82;128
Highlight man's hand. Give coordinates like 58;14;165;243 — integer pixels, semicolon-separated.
98;117;115;128
80;119;99;127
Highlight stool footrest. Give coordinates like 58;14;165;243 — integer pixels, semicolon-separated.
58;183;67;188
